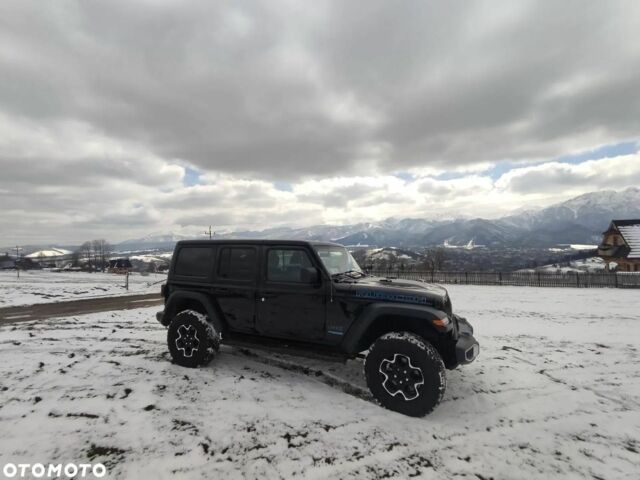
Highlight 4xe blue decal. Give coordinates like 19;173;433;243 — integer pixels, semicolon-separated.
355;290;428;305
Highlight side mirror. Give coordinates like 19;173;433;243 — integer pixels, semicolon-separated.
300;266;320;284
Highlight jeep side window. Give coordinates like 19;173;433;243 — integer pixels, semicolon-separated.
218;247;257;281
267;248;313;283
174;247;214;277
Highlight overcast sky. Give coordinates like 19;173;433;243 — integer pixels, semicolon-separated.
1;0;640;245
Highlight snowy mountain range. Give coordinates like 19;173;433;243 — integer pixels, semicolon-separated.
116;187;640;250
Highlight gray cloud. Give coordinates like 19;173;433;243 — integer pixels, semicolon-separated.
72;207;161;229
298;183;375;208
2;1;639;180
1;0;640;243
499;155;640;194
505;166;586;194
176;212;236;228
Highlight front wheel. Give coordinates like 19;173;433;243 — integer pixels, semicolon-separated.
168;310;220;368
364;332;446;417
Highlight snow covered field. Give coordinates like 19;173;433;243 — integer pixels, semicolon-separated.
0;271;167;307
0;286;639;479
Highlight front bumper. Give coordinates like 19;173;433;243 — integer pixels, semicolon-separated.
454;315;479;364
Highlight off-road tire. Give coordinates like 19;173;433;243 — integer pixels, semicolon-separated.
168;310;220;368
365;331;446;417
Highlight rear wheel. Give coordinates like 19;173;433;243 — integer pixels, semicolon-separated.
168;310;220;368
365;331;446;417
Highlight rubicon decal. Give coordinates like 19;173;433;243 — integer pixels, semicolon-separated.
355;289;429;305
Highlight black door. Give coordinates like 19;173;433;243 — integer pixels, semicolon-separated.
213;246;258;332
256;247;326;340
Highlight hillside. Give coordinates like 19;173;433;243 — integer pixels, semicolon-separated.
114;187;640;250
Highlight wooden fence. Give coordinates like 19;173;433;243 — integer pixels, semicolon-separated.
366;269;640;289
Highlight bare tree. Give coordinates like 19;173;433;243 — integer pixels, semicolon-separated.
377;258;388;271
433;248;446;271
92;239;111;271
422;248;447;272
71;249;81;268
91;240;101;270
78;241;93;271
419;256;433;272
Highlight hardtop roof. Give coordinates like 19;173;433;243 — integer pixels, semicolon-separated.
175;239;344;248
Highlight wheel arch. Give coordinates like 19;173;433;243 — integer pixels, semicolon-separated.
164;291;225;331
340;303;452;363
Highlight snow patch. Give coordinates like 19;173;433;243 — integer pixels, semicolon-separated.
0;270;167;307
0;286;639;478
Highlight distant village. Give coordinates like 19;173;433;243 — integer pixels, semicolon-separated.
2;219;639;274
0;241;170;275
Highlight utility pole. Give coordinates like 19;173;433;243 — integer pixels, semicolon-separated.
15;245;20;279
205;225;212;239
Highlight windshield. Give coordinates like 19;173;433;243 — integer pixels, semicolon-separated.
314;246;363;275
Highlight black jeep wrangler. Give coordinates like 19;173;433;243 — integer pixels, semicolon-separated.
156;240;478;416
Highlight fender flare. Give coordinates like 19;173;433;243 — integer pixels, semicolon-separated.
164;291;224;331
339;303;450;354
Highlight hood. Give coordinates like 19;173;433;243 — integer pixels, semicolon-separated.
338;275;451;313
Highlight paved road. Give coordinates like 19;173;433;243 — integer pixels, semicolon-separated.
0;293;163;325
